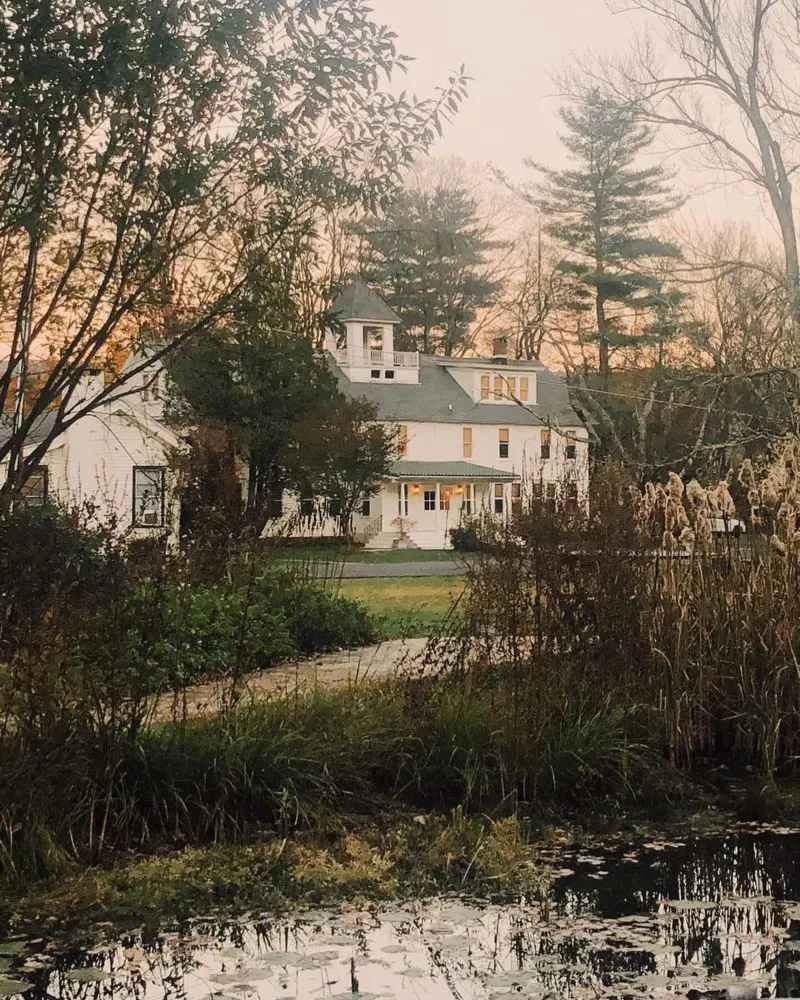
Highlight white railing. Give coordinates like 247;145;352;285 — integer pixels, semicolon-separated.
354;513;383;545
336;348;419;370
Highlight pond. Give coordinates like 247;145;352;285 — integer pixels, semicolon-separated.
2;825;800;1000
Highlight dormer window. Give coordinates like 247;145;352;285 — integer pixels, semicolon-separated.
480;375;490;400
520;378;529;402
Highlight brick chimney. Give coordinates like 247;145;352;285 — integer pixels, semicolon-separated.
491;336;508;361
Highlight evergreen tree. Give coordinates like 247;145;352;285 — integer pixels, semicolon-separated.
358;181;503;355
530;88;682;379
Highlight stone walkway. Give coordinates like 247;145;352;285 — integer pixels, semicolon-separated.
152;637;433;721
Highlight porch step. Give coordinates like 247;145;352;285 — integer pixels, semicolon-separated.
365;531;420;551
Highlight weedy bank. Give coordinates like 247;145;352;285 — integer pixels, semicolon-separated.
3;448;800;922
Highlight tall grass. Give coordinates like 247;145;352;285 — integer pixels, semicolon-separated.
2;450;799;890
451;452;800;777
0;666;655;886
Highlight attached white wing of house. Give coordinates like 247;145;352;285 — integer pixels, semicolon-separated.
278;278;590;550
0;354;183;544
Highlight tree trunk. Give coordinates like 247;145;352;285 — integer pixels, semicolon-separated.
596;292;610;382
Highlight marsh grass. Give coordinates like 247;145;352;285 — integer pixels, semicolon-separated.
452;453;800;780
0;662;658;890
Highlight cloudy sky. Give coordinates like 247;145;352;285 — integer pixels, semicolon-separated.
369;0;773;238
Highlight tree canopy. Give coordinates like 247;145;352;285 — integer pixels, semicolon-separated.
0;0;467;510
356;176;503;355
529;88;682;378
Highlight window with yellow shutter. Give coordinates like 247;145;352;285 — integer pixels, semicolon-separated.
493;483;504;514
499;427;509;459
397;425;408;457
540;427;551;460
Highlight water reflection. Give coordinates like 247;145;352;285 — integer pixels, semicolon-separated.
3;827;799;1000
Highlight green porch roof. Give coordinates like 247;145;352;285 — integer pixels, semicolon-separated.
389;461;519;482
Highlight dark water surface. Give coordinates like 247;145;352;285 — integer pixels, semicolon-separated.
2;825;800;1000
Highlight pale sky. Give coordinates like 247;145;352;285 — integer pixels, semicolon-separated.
369;0;776;243
370;0;634;183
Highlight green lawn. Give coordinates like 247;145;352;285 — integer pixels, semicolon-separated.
267;546;468;565
335;576;465;638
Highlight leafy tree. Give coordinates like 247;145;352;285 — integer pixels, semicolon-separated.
0;0;467;511
529;88;682;379
168;324;340;538
357;177;503;354
296;397;397;536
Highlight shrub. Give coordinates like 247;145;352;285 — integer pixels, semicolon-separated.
132;583;294;687
449;523;481;552
251;569;376;653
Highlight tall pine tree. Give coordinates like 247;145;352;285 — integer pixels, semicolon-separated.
530;89;682;379
357;180;503;355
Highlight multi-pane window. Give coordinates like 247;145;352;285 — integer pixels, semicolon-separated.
463;483;474;515
493;376;503;400
439;488;451;511
507;376;516;399
397;424;408;457
493;483;504;515
540;428;551;460
423;489;436;511
480;375;490;400
132;466;166;527
361;497;371;517
565;432;577;460
499;427;509;459
463;427;473;459
519;377;529;402
397;483;409;515
20;466;48;506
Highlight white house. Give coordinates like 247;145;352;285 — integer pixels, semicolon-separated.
0;354;183;545
284;279;589;549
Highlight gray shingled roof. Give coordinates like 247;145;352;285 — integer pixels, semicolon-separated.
330;354;583;428
329;279;402;325
0;410;58;449
391;461;518;481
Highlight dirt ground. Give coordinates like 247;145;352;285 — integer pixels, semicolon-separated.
152;637;434;721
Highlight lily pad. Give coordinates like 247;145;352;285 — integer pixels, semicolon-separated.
259;952;303;966
65;969;110;983
0;980;29;997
